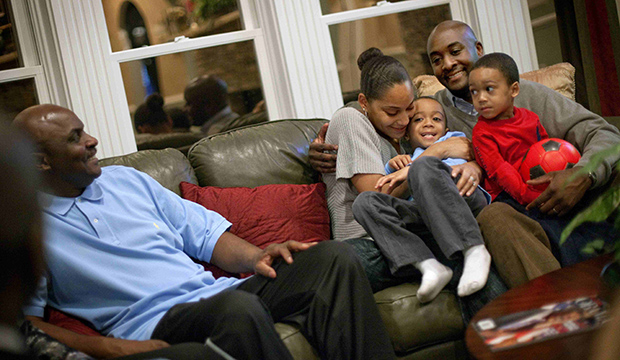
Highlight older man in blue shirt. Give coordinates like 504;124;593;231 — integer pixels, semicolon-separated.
15;104;395;360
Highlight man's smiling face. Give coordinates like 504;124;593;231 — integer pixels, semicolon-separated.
427;23;484;102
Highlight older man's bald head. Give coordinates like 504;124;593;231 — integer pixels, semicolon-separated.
13;104;76;144
427;20;479;54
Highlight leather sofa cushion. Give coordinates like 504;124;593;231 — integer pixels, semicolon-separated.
374;283;464;353
188;119;328;188
135;132;207;156
99;148;198;196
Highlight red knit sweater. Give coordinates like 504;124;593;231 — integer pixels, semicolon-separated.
472;107;549;205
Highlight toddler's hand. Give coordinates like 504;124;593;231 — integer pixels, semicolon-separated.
376;167;409;194
389;155;412;170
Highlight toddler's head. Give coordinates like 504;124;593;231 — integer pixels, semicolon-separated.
406;97;448;149
469;52;520;121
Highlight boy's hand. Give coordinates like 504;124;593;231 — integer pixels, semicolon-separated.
376;167;409;194
309;123;337;174
389;155;412;170
451;161;482;197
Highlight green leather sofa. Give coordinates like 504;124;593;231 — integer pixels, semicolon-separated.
100;119;467;360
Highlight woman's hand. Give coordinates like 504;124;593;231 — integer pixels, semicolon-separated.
375;167;409;194
388;155;412;171
423;137;474;161
451;161;482;196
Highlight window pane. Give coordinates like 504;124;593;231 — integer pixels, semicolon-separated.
0;0;23;70
527;0;562;68
102;0;245;52
329;4;451;94
120;40;266;136
0;78;38;122
320;0;410;15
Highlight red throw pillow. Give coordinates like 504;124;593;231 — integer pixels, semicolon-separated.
180;182;331;277
181;182;330;246
46;307;101;336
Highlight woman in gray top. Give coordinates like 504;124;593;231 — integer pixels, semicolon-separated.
323;48;494;301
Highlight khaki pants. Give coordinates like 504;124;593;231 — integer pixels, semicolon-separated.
477;202;561;288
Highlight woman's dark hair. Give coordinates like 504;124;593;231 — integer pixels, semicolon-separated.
134;93;168;131
357;47;411;101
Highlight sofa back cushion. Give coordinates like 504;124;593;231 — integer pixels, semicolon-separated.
188;119;328;188
414;62;576;100
135;132;207;156
99;148;198;196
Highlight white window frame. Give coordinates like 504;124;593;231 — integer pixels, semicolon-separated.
41;0;538;158
0;0;57;106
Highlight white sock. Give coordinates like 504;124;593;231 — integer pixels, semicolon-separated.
457;244;492;297
414;258;453;303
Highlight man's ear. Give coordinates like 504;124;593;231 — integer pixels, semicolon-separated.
34;152;51;172
510;81;520;98
475;41;484;57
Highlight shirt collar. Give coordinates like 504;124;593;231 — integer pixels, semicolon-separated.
39;179;103;216
448;89;478;116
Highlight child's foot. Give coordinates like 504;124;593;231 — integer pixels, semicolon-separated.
457;244;492;297
415;259;453;303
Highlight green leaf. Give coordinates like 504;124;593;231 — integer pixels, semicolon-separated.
567;143;620;183
560;185;620;245
580;239;605;254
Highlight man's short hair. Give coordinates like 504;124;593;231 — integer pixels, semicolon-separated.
471;52;519;85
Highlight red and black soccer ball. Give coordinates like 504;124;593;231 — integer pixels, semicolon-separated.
519;138;581;185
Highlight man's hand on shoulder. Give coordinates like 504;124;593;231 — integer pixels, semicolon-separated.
309;123;337;174
526;166;592;216
253;241;317;278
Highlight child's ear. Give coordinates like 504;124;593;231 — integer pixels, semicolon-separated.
510;81;520;98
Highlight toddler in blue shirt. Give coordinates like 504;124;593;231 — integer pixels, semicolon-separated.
354;97;492;303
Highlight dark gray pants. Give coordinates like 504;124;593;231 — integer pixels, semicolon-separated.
353;156;488;274
151;241;395;360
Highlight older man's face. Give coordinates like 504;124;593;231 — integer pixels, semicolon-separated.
427;27;483;97
40;109;101;190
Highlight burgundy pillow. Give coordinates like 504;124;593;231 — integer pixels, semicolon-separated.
181;182;330;278
180;182;330;248
46;307;101;336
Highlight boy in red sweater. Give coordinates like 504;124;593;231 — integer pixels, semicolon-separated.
470;52;548;205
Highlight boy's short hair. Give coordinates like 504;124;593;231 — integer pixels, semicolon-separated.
412;96;448;127
471;52;519;85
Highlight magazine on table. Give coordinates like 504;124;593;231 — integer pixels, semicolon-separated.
474;296;609;351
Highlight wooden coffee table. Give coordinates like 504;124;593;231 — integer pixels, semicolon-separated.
466;254;613;360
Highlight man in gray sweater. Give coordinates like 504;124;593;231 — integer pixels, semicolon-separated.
310;20;620;288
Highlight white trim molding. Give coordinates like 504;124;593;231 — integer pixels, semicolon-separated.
473;0;538;72
48;0;137;158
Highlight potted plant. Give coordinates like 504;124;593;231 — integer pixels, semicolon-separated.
560;143;620;289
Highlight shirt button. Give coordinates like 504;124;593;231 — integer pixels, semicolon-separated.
93;218;99;223
77;198;82;203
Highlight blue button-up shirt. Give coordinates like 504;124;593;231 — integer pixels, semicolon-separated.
24;166;245;340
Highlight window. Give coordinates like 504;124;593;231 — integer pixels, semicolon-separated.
101;0;273;136
0;0;48;122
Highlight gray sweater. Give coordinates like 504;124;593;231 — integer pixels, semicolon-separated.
435;79;620;188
